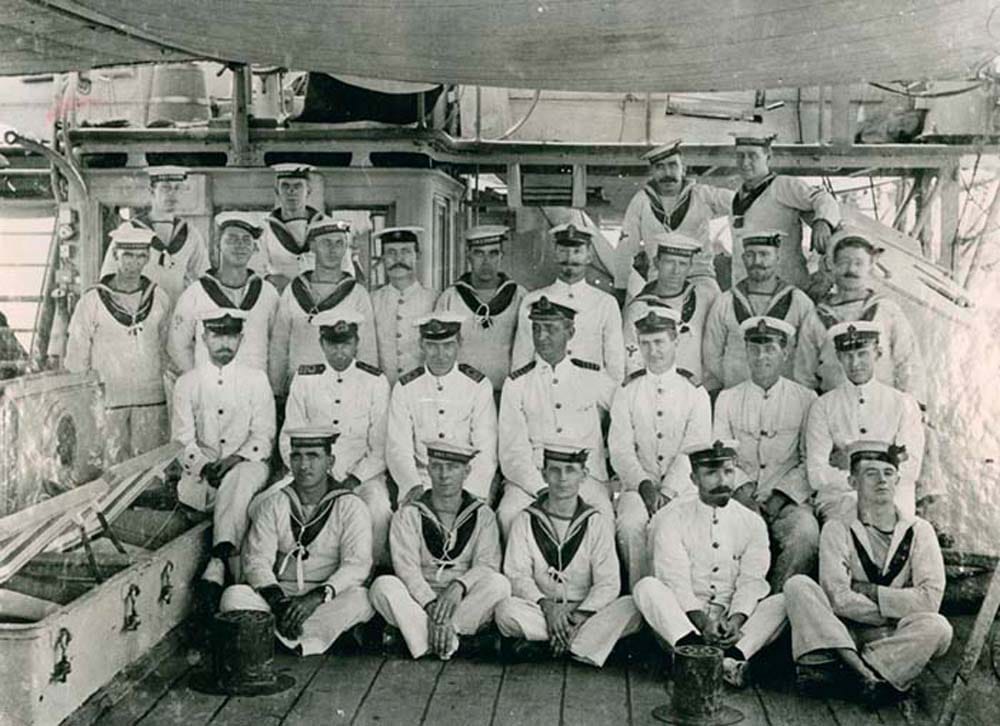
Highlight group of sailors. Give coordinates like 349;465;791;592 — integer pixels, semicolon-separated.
61;135;950;706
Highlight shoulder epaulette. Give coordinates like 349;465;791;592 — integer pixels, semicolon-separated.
355;360;383;377
676;368;700;386
623;369;647;387
458;363;486;383
571;358;601;371
297;363;326;375
399;366;426;385
509;360;536;380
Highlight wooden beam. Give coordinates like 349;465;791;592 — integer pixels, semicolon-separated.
507;162;523;208
571;163;587;208
937;162;961;272
228;64;253;166
830;84;852;145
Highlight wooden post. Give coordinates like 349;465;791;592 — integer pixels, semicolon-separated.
937;162;961;273
475;86;482;141
816;85;826;143
229;64;252;166
507;162;522;208
416;92;426;130
571;164;587;209
644;92;653;145
913;171;937;258
963;178;1000;289
830;85;852;145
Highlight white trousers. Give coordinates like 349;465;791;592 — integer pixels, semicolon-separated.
211;461;270;549
615;491;653;591
219;583;374;657
633;577;787;659
105;403;169;465
494;595;642;668
783;575;953;691
369;572;510;659
356;475;392;566
496;477;613;540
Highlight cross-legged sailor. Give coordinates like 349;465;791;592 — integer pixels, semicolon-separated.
220;428;374;656
370;440;509;660
495;442;642;667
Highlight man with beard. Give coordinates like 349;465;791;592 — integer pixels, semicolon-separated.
610;308;711;589
101;166;209;307
713;317;819;588
370;227;438;385
370;440;509;660
623;233;712;379
169;212;280;379
702;230;814;394
173;310;275;613
806;322;924;522
512;223;625;382
66;223;171;463
269;215;376;397
435;225;527;396
633;440;787;689
620;140;733;300
729;134;840;291
255;164;323;292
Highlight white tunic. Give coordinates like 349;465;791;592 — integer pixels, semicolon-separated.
623;281;710;379
371;281;438;384
513;278;626;383
608;367;711;498
385;363;497;499
256;206;321;281
499;356;616;495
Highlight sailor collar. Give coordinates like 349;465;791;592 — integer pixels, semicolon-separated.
279;478;354;590
411;490;484;569
289;271;357;320
199;269;264;311
131;212;189;261
847;510;917;586
94;274;157;332
525;493;599;576
453;272;519;329
266;206;321;255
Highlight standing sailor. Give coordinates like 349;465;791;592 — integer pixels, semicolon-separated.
495;442;641;668
168;212;279;377
512;223;625;382
269;215;376;396
220;428;375;656
370;227;438;385
435;225;527;396
172;310;275;610
101;165;210;306
256;164;323;292
610;308;712;589
370;440;509;660
783;441;951;706
729;134;840;290
385;314;498;503
66;223;171;463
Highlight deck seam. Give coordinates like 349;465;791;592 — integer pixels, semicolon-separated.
276;651;332;725
348;656;389;726
417;660;449;725
487;660;508;726
558;658;568;726
624;664;635;726
130;662;197;725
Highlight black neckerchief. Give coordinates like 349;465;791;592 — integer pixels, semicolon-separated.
452;273;519;329
283;477;351;553
731;278;796;323
131;212;189;263
412;490;483;564
525;494;598;574
95;274;156;331
634;280;697;326
265;206;321;256
643;179;693;231
289;272;357;321
198;269;264;311
732;173;777;222
815;289;880;330
850;523;915;587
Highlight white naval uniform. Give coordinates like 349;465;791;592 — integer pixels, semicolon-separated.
792;290;927;403
370;492;509;659
784;514;951;691
496;356;617;537
609;367;712;588
371;281;438;385
65;276;171;464
633;496;787;660
729;175;841;289
806;379;925;520
101;214;209;307
385;364;498;500
435;274;527;391
512;279;626;383
172;361;275;550
268;272;377;395
221;482;374;656
167;270;280;376
255;206;321;284
620;180;734;293
714;377;820;587
279;360;391;563
495;497;641;667
623;281;710;380
701;280;815;392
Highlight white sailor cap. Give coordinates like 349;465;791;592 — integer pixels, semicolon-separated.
145;165;189;183
632;303;682;335
641;139;683;164
684;439;740;467
740;316;795;343
215;211;263;238
375;227;423;249
425;439;479;464
465;225;509;247
846;440;907;470
271;163;315;180
731;132;778;148
198;308;248;333
828;321;882;351
541;439;590;465
286;426;340;448
306;214;351;243
109;222;155;249
650;232;701;257
741;229;786;248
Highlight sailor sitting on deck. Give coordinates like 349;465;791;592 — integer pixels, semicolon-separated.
633;440;788;689
172;310;275;612
495;441;642;668
369;439;509;661
783;440;952;707
220;427;374;656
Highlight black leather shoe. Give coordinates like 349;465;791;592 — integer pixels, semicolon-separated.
501;637;551;663
458;630;502;660
382;625;404;656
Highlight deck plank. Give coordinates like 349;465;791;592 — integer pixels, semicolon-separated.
492;659;565;726
282;654;384;724
562;661;629;726
755;682;838;726
209;651;328;726
135;670;228;726
422;658;504;726
626;662;671;726
351;656;443;726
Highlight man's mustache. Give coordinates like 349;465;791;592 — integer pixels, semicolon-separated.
710;486;732;495
388;262;411;271
841;273;861;279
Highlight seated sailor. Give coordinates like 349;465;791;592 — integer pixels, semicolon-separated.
633;439;787;688
784;440;952;706
220;427;374;656
495;441;642;668
369;440;509;660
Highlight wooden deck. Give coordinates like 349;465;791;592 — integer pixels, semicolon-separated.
71;615;999;726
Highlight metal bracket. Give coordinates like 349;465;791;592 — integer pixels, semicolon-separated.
78;523;103;584
51;628;72;683
159;561;175;605
96;510;130;560
123;583;142;632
